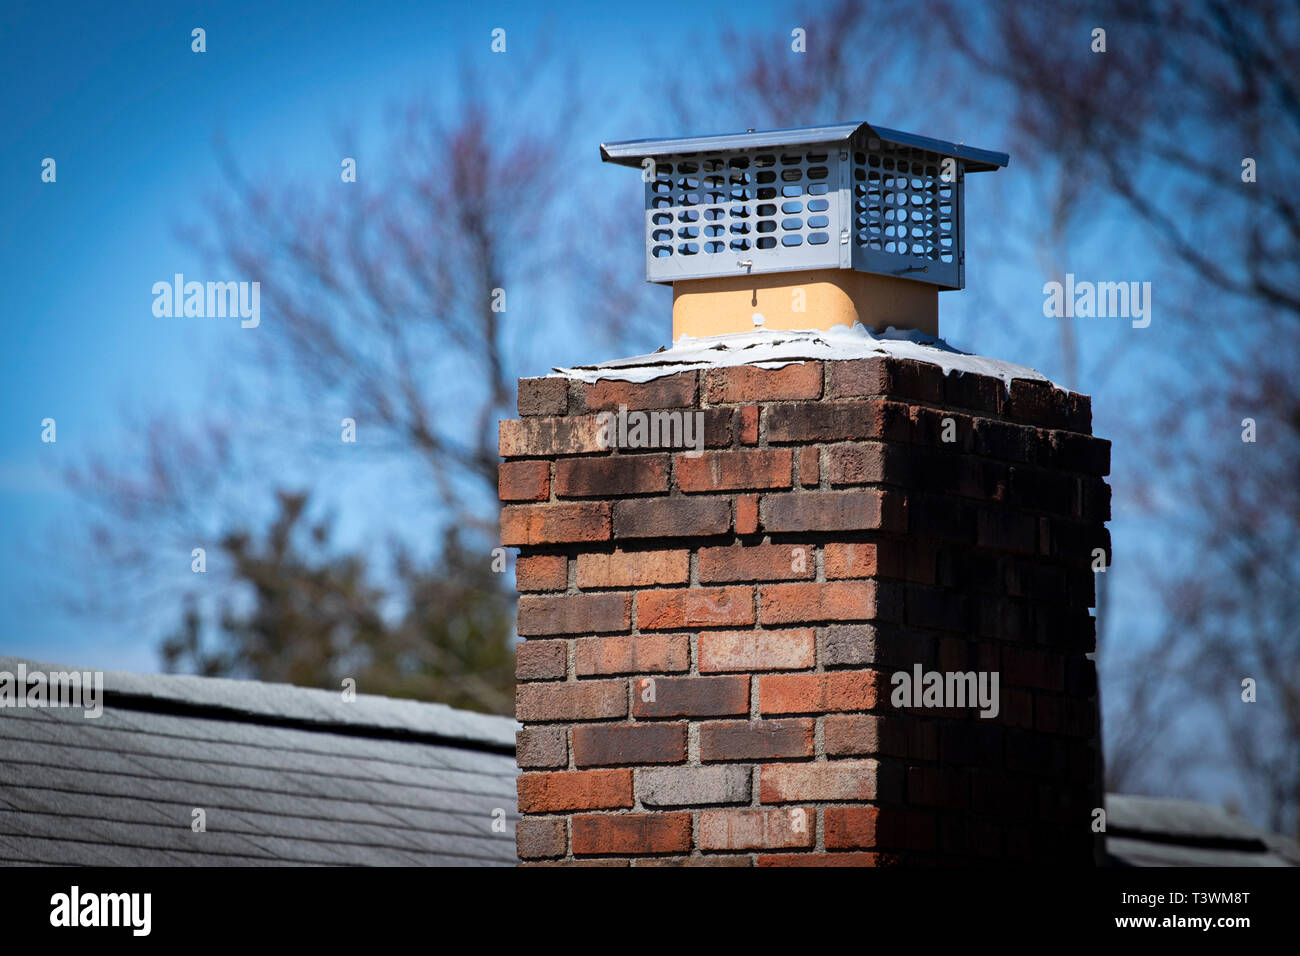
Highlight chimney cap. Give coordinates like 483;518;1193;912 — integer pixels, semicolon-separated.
600;120;1009;173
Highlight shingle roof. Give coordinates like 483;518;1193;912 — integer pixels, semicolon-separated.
1104;794;1300;867
3;658;1296;867
0;658;519;866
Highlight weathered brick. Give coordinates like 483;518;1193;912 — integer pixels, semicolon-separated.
738;405;759;444
757;851;892;867
942;370;1003;415
571;812;692;856
676;448;793;493
637;765;751;807
572;722;687;767
826;357;943;403
827;442;910;486
735;494;759;535
515;680;627;721
759;760;878;802
498;460;550;501
824;713;906;757
700;719;814;761
698;629;816;673
613;497;731;539
699;808;815;850
824;542;879;579
517;377;569;417
632;676;749;718
704;363;823;403
638;586;755;630
573;373;698;412
517;769;633;812
576;549;688;589
555;455;671;497
516;726;568;768
515;639;567;681
759;580;879;624
763;490;903;533
823;806;878;850
759;670;880;714
575;634;689;676
517;817;567;859
499;415;606;457
517;592;630;636
515;554;568;592
501;502;611;546
766;400;910;443
798;445;820;487
697;542;813;583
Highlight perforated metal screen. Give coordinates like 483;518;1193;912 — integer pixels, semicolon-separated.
636;133;969;289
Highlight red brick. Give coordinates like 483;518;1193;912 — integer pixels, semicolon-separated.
573;373;697;412
765;400;910;443
823;714;912;757
759;670;880;714
515;640;567;680
700;719;814;761
823;806;879;849
757;852;893;867
517;592;630;636
826;442;904;485
760;760;878;802
632;676;750;718
799;446;820;487
517;769;633;812
517;377;569;417
824;542;879;579
759;581;877;624
516;726;567;768
735;494;759;535
515;554;568;592
613;497;731;539
704;363;823;403
699;629;815;673
555;455;670;497
499;415;607;457
571;812;692;856
738;405;759;444
498;460;550;501
638;587;755;630
576;550;688;589
501;502;610;546
676;448;793;493
573;722;687;767
826;357;943;403
575;634;689;675
697;542;813;583
516;817;567;859
699;808;815;850
762;490;901;533
515;680;627;721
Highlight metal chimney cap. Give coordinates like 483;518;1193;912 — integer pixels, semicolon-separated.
600;120;1009;173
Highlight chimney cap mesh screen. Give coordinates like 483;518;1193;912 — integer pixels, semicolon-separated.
602;121;1007;290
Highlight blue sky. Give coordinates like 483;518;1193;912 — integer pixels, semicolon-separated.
0;0;1220;808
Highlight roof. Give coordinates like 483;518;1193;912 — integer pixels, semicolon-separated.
1104;794;1300;867
0;657;519;866
600;121;1010;173
2;657;1295;867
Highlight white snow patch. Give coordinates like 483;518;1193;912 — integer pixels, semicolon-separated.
552;324;1067;393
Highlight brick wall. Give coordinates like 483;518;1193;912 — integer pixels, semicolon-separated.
501;356;1110;866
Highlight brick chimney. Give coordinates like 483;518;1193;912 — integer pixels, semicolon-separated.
501;122;1108;866
501;352;1110;865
